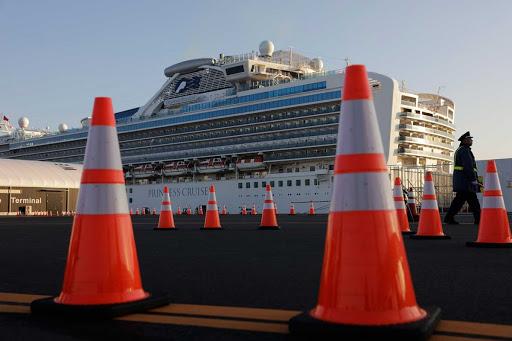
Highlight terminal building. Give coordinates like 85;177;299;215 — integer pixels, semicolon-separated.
0;159;82;215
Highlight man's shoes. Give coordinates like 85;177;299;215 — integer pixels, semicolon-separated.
444;218;459;225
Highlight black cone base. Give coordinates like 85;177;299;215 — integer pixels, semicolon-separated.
289;306;441;341
259;226;280;230
30;292;170;319
466;241;512;248
401;231;416;235
410;235;451;240
153;227;177;230
200;227;223;230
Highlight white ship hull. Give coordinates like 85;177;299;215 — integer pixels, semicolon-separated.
127;171;333;214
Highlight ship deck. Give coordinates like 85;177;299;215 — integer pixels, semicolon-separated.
0;215;510;340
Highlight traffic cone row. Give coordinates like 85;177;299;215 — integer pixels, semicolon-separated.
289;64;440;339
31;97;169;318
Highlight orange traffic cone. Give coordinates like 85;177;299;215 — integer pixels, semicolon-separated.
251;204;257;215
407;187;419;222
202;185;222;230
241;206;247;215
186;207;192;215
130;208;133;215
289;65;439;339
221;205;227;215
411;172;450;239
308;202;315;215
154;186;175;230
198;206;204;215
394;177;413;234
136;208;140;215
30;97;169;318
467;160;512;247
289;204;296;215
259;185;279;230
152;208;157;215
177;207;182;215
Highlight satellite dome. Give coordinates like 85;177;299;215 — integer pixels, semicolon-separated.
80;117;92;128
58;123;68;133
310;58;324;72
18;117;29;129
259;40;274;57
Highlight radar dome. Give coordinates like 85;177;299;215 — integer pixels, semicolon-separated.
310;58;324;72
58;123;68;133
18;117;29;129
259;40;274;57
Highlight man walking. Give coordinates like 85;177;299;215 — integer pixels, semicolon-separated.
444;131;481;224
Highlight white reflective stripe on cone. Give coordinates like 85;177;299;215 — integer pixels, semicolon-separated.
160;205;171;212
407;199;415;203
77;184;129;214
207;204;218;211
423;181;435;195
484;173;501;191
163;193;171;201
263;203;274;209
337;100;385;155
83;126;123;170
265;192;273;200
209;193;217;202
483;196;506;209
394;200;406;209
393;186;402;197
421;199;438;210
330;172;394;212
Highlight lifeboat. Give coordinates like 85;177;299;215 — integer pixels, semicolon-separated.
163;161;190;176
197;158;226;174
132;164;155;178
236;156;265;170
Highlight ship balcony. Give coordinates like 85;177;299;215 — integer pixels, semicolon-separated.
398;124;455;140
397;136;453;151
398;112;455;130
397;147;452;162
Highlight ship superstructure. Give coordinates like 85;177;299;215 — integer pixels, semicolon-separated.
0;41;456;212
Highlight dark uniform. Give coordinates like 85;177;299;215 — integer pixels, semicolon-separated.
444;132;481;224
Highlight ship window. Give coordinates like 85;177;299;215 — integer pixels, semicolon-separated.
129;188;133;193
246;182;250;188
310;166;315;171
238;183;243;189
287;180;292;187
254;182;258;188
329;164;334;170
262;181;266;187
270;181;275;187
129;198;133;203
296;180;301;186
295;167;300;172
278;180;283;187
305;179;311;186
314;179;318;185
226;65;245;75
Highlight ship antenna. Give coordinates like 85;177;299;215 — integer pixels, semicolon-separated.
344;58;351;67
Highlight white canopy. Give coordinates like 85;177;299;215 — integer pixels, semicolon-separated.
0;159;82;189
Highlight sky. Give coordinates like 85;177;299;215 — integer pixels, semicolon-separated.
1;0;511;159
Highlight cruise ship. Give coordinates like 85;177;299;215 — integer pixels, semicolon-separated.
0;41;456;213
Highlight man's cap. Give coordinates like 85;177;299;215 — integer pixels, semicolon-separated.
458;131;473;142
